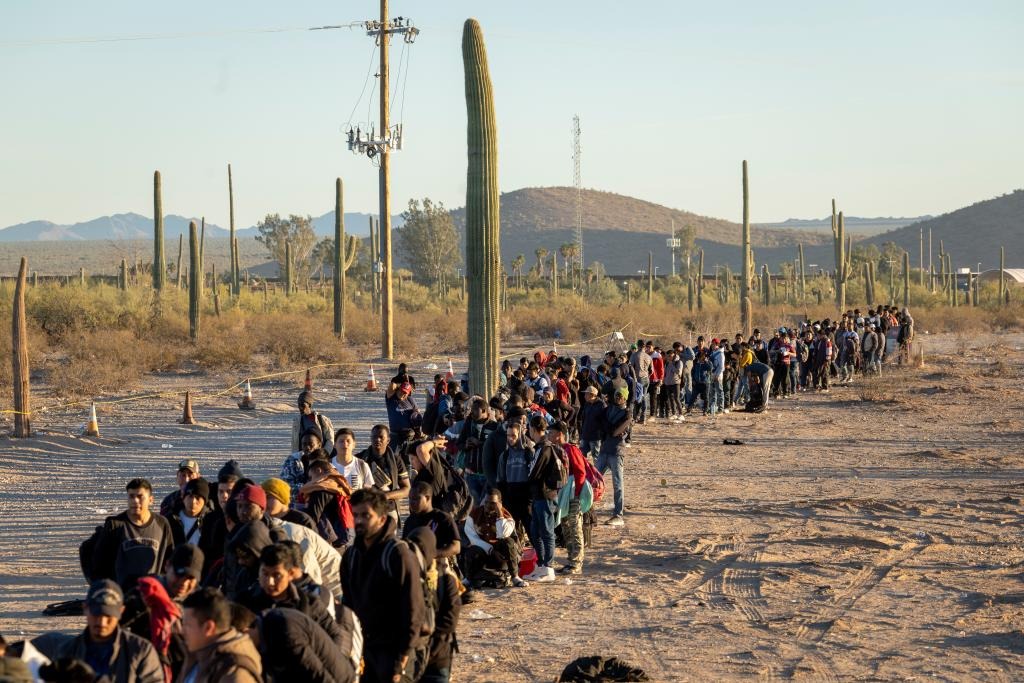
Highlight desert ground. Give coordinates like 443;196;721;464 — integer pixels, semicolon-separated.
2;332;1023;681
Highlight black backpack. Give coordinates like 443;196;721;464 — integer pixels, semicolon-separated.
436;458;473;522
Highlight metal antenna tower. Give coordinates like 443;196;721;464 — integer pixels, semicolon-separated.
572;115;583;270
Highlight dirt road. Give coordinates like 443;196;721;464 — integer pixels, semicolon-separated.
2;333;1022;681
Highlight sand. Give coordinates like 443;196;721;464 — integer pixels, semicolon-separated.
2;332;1023;681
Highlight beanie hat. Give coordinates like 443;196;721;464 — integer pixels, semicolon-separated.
261;478;290;507
218;459;244;483
183;477;210;502
236;483;267;510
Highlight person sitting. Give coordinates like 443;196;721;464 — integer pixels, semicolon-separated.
280;429;327;503
300;459;354;549
463;488;528;588
402;482;461;563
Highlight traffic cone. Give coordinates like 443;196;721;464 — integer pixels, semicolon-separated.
84;402;99;437
364;365;378;392
180;391;196;425
445;358;455;381
238;380;256;410
304;369;313;391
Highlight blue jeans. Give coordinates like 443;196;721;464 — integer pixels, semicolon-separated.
596;450;624;516
580;439;601;460
708;377;724;415
733;374;749;403
420;667;451;683
529;498;557;567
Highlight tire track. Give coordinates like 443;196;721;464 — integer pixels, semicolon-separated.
780;540;928;680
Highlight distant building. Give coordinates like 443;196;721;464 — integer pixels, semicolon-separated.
977;268;1024;286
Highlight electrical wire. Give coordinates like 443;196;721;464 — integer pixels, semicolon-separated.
398;38;411;126
0;22;364;48
389;38;407;121
345;40;379;129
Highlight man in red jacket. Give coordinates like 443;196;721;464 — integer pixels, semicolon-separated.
647;342;664;423
547;421;588;575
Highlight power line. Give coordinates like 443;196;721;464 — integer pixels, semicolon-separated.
0;22;364;48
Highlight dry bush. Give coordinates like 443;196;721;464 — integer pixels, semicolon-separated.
48;328;182;397
857;377;898;404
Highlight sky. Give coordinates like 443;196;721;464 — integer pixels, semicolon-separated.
1;1;1021;230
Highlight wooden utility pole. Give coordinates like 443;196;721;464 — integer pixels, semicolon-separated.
378;0;394;359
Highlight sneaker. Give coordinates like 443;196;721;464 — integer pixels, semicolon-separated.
533;566;556;583
623;442;633;448
524;567;546;582
559;565;582;575
723;409;730;414
607;515;625;527
511;576;529;588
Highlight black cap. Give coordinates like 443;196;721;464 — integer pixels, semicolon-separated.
297;390;314;406
183;477;210;501
169;544;205;578
86;579;123;617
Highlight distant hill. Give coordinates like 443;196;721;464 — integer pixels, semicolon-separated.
761;215;929;236
865;190;1024;269
0;212;392;242
450;187;831;248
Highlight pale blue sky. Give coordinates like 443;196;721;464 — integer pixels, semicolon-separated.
1;1;1021;229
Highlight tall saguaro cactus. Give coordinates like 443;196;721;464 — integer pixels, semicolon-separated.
832;202;851;311
333;179;359;338
119;258;128;291
797;242;806;304
12;257;31;437
687;276;695;312
176;234;184;289
153;171;166;291
463;18;502;399
740;161;752;336
761;264;771;307
188;221;200;341
999;246;1006;306
228;164;239;296
696;249;705;310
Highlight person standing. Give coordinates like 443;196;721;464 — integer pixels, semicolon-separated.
180;587;262;682
598;388;631;526
357;424;411;527
92;479;174;591
159;459;203;518
291;391;335;453
342;488;426;683
547;421;587;575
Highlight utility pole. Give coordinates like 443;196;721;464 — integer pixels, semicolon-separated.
572;115;583;271
348;5;419;360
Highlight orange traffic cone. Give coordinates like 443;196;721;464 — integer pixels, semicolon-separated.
180;391;196;425
364;365;378;392
238;380;256;410
84;402;99;437
304;369;313;391
445;358;455;381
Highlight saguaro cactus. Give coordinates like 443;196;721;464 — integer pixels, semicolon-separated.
79;267;86;287
832;202;851;311
902;251;910;308
369;216;379;310
463;17;502;399
687;276;695;312
797;242;806;303
12;257;30;437
153;171;166;291
233;238;241;295
740;161;752;336
762;264;771;306
696;249;705;310
999;246;1006;306
188;221;200;341
863;262;874;305
119;258;128;291
228;164;238;296
176;234;184;289
333;179;360;338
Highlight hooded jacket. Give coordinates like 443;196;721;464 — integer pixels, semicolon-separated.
259;608;358;683
238;582;344;648
178;629;261;683
223;522;273;600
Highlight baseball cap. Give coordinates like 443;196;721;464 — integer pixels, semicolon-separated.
178;459;200;474
547;420;568;434
710;338;719;345
169;544;205;578
583;386;599;396
236;483;267;510
183;477;210;501
399;381;413;393
86;579;123;617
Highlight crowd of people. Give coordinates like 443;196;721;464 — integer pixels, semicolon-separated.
0;306;916;683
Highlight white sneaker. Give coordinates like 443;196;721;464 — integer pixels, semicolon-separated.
607;515;625;527
723;409;730;414
533;566;556;583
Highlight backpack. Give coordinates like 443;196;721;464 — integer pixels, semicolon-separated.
378;538;437;638
79;524;104;582
547;442;570;492
436;457;473;522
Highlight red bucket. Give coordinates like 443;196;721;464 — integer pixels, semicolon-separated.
519;548;537;577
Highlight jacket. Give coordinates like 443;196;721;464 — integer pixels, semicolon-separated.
92;512;174;590
259;608;358;683
340;516;426;663
480;423;507;486
528;440;565;500
578;397;607;442
428;571;462;671
58;627;163;683
598;404;631;457
291;412;335;452
238;583;344;648
266;517;343;603
177;629;262;683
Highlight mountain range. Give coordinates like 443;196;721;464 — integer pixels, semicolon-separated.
0;186;1018;274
